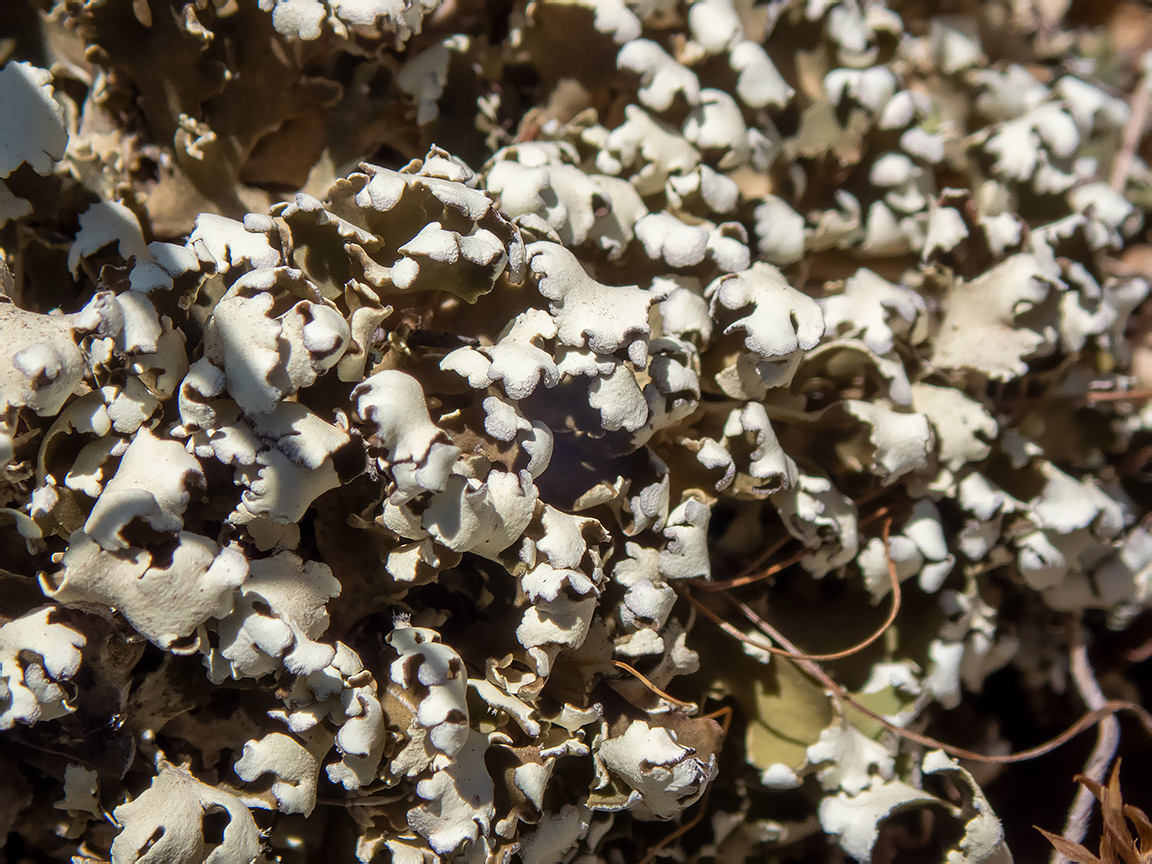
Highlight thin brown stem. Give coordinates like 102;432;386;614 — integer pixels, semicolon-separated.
685;587;1152;764
1084;388;1152;403
692;543;808;592
691;533;795;592
696;506;890;594
693;517;901;662
612;660;697;711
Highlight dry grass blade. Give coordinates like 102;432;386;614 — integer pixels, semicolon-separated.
1037;827;1104;864
1041;761;1152;864
1126;804;1152;858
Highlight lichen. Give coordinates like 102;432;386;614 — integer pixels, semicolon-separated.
1;1;1151;861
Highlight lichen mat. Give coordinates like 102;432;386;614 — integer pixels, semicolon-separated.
2;1;1152;861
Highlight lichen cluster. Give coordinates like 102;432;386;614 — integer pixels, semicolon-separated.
2;0;1152;861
